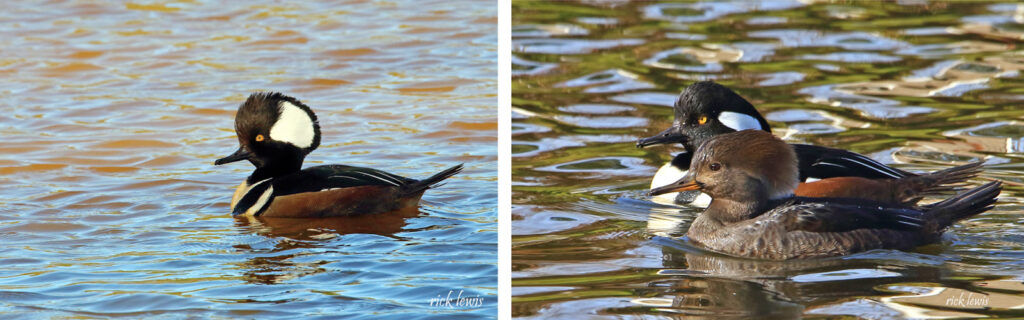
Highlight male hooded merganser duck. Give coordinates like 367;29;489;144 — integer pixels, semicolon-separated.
214;92;463;218
649;130;1001;260
638;81;925;206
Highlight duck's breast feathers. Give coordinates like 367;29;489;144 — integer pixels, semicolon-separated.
771;198;925;233
272;165;416;195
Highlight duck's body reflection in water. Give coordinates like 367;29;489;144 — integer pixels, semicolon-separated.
231;207;422;285
644;204;807;316
236;206;423;240
642;202;1010;318
645;232;947;317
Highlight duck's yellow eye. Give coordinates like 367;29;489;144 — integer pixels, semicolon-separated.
255;134;265;142
698;115;708;125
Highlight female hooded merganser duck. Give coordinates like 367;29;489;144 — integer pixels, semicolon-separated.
638;81;938;206
649;130;1001;260
214;92;462;218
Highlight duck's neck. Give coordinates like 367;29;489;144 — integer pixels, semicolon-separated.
704;199;764;224
670;152;692;169
703;194;793;224
247;157;304;184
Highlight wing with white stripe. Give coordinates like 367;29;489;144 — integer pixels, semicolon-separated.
271;165;416;196
792;144;912;181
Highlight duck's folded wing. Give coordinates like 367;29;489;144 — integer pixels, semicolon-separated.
272;165;416;195
793;144;912;180
776;201;925;233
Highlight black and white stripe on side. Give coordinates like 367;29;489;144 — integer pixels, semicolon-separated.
232;178;275;216
794;144;911;180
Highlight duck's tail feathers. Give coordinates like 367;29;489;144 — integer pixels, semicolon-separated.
898;161;985;205
923;180;1001;235
407;164;463;194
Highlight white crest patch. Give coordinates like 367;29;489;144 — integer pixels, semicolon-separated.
718;111;765;132
269;101;315;149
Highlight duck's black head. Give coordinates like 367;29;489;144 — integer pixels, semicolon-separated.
215;92;321;181
637;81;770;152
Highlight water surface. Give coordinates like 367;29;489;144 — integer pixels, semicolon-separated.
513;1;1024;318
0;1;496;318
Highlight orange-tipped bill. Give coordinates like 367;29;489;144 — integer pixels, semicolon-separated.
648;177;700;196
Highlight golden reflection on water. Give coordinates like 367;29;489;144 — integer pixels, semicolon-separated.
0;0;495;317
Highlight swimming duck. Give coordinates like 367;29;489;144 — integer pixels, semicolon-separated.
215;92;462;218
638;81;930;206
649;130;1000;260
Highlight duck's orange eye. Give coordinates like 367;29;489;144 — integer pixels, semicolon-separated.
698;115;708;125
255;134;265;142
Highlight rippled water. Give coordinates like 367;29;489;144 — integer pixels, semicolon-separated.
0;1;495;318
513;1;1024;318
